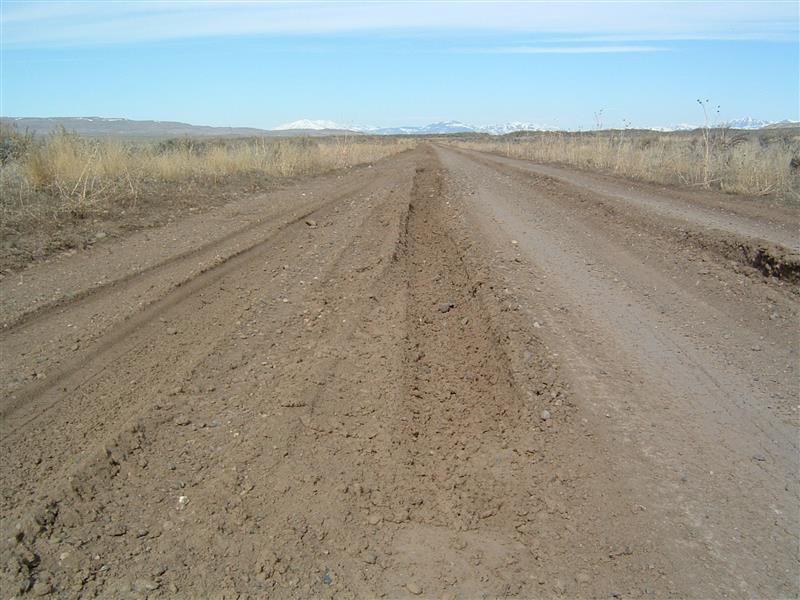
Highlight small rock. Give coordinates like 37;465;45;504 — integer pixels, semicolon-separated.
367;514;382;525
176;496;189;510
174;415;191;426
305;219;318;228
540;410;551;421
322;571;333;585
575;572;591;584
31;581;53;596
406;582;423;595
133;578;160;592
511;240;519;245
362;551;378;564
533;321;542;328
95;231;107;240
392;508;410;523
166;327;178;336
752;454;767;462
438;302;455;313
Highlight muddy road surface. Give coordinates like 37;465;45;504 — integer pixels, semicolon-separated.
1;145;797;598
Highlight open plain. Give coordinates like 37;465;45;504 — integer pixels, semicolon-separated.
1;144;798;598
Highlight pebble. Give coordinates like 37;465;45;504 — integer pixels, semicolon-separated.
575;572;591;584
362;551;378;564
31;581;53;597
438;302;455;313
752;454;767;462
174;415;191;426
406;582;423;595
540;410;551;421
133;578;160;592
305;219;318;228
166;327;178;336
392;508;410;523
367;514;382;525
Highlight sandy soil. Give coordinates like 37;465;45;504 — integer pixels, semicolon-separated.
1;145;797;599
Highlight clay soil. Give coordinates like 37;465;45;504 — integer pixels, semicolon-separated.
1;145;798;599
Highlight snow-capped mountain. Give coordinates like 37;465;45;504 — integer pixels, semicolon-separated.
653;117;797;132
475;122;550;135
273;119;349;131
721;117;772;129
270;119;551;135
373;121;476;135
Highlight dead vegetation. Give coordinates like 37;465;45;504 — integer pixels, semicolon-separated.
451;128;800;199
0;126;414;272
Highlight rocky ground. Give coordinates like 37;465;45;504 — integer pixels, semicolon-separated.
1;145;797;598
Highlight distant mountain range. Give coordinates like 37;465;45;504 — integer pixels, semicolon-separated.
277;117;799;134
3;116;798;139
0;116;348;138
276;119;552;135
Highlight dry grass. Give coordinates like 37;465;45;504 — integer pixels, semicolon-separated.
0;127;414;271
2;128;413;221
452;129;800;199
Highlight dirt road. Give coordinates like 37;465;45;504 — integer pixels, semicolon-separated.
1;145;797;598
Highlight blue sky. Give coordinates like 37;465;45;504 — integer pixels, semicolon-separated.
1;1;797;129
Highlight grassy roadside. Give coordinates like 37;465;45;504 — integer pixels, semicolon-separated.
0;127;414;274
450;128;800;200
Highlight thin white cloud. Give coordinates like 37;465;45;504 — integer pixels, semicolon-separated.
462;45;665;54
1;1;797;46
